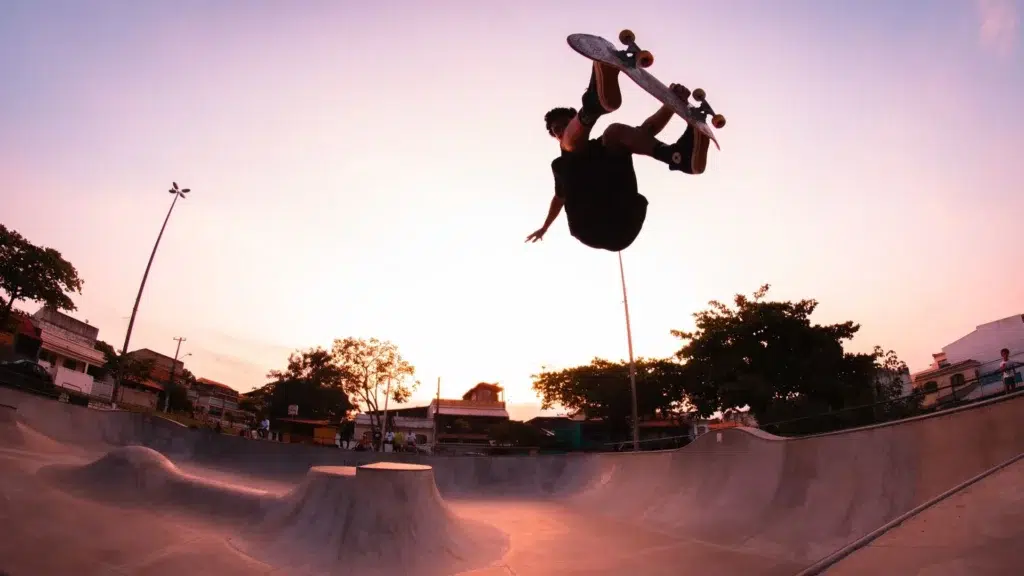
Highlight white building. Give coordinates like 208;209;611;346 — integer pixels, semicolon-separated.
189;377;240;417
939;314;1024;373
911;314;1024;406
32;307;106;398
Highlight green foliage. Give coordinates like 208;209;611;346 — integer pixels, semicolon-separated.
263;346;355;420
531;357;687;439
673;284;915;433
0;224;83;322
93;340;154;383
332;337;419;435
531;283;916;439
164;380;192;412
238;395;263;415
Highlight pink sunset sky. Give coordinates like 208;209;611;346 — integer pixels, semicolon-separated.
1;0;1021;420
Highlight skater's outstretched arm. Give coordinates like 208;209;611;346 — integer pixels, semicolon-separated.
525;195;564;243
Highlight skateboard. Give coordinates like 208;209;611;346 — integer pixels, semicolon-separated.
567;30;725;150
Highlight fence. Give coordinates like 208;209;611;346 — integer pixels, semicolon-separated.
757;352;1022;437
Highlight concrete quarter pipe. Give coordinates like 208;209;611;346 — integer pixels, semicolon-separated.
1;387;1021;575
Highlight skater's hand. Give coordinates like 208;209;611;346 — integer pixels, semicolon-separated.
669;83;691;100
525;227;547;243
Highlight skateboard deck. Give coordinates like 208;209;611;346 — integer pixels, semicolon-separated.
567;31;723;150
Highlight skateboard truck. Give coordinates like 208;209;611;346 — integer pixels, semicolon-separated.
691;88;726;129
615;29;654;69
615;30;726;130
567;30;727;147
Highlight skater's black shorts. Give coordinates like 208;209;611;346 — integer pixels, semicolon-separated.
553;138;649;252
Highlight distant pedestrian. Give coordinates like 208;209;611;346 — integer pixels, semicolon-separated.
1000;348;1018;393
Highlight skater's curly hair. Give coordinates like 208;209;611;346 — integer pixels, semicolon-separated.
544;107;577;135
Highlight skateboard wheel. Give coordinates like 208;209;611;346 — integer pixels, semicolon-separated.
637;50;654;68
712;114;726;129
693;88;706;101
619;29;635;45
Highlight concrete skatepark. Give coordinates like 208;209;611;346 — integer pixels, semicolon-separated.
0;386;1021;575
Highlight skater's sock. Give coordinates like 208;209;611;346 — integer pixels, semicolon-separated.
577;108;602;128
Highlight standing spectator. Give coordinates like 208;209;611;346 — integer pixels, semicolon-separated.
341;420;354;449
394;430;406;453
384;429;395;453
1000;348;1018;393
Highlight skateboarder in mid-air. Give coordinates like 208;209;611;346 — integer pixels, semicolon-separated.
525;59;713;252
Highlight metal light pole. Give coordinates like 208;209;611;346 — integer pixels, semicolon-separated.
618;252;639;451
113;182;191;406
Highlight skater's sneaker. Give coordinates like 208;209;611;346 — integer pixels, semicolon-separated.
578;61;622;127
659;128;710;175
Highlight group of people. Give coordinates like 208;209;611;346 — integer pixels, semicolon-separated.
382;429;420;452
332;428;421;452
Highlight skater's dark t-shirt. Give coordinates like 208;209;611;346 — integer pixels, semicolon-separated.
551;142;637;203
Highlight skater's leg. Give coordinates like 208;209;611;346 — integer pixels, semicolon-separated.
601;123;710;175
560;61;622;152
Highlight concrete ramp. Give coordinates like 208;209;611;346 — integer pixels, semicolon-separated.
0;402;80;455
233;463;508;576
824;454;1024;575
39;445;272;521
563;394;1024;565
3;383;1023;574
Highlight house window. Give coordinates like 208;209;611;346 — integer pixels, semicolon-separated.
950;374;965;388
923;381;938;393
63;358;80;371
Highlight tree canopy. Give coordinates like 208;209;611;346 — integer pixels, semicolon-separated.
259;346;355;420
531;357;687;437
250;338;418;427
0;224;83;322
93;340;155;384
673;284;909;431
531;284;913;437
333;337;419;436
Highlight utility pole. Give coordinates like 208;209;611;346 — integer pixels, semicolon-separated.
382;376;393;452
618;252;640;452
434;376;441;450
113;182;192;406
165;337;186;413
